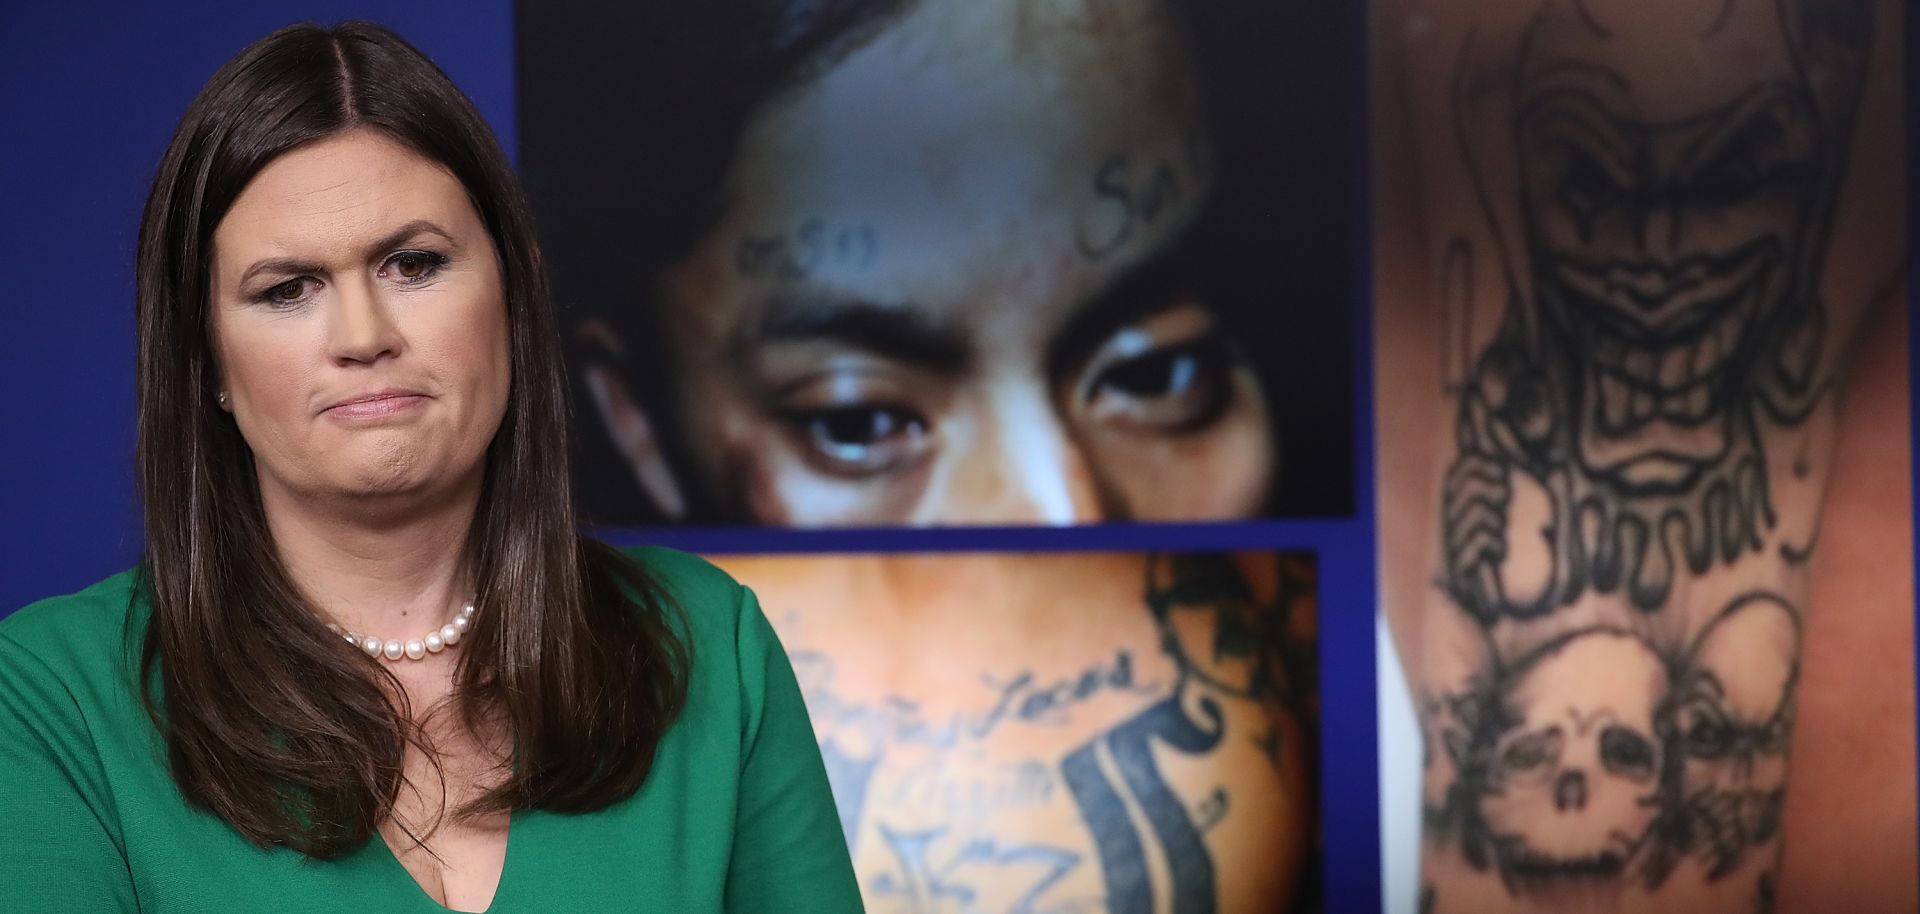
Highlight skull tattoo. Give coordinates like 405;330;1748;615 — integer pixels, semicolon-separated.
1474;628;1668;887
1669;593;1800;878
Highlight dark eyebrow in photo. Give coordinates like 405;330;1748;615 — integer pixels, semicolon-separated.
1044;225;1206;380
740;291;971;374
235;219;459;288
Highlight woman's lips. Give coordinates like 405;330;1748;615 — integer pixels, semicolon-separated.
324;392;428;420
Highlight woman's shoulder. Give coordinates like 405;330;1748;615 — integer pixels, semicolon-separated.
615;544;757;636
0;567;146;681
618;544;745;607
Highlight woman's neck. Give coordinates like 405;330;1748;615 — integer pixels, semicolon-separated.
258;470;484;639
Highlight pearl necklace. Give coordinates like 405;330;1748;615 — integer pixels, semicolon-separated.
328;602;476;662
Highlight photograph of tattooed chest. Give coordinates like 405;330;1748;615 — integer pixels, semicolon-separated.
717;552;1319;913
1376;0;1909;911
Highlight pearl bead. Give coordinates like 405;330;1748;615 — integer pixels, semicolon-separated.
336;599;475;663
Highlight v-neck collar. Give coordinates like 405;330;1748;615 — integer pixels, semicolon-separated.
366;810;523;914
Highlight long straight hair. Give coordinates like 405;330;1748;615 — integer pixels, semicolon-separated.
134;21;688;857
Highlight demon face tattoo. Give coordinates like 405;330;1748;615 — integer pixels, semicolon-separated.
1443;0;1871;619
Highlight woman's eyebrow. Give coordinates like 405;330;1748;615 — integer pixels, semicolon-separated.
361;219;459;260
234;220;459;287
740;290;972;373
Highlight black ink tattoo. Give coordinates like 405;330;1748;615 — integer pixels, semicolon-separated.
1418;5;1863;903
1464;627;1669;893
1661;593;1800;881
1063;553;1313;914
1433;595;1804;900
1074;132;1210;262
735;218;877;280
870;824;1084;914
1063;695;1224;914
1438;0;1872;619
793;553;1312;913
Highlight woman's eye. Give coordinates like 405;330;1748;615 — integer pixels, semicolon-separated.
786;404;931;477
1084;336;1236;434
257;277;317;307
382;250;446;282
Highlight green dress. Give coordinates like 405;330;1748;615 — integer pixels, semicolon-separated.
0;546;862;913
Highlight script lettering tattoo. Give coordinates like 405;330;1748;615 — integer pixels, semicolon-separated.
1064;553;1311;913
794;552;1310;913
1062;697;1222;914
735;218;878;280
1416;0;1870;909
821;737;881;851
1074;132;1211;262
870;825;1084;914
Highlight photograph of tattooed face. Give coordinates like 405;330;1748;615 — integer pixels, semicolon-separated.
708;550;1319;912
518;0;1354;526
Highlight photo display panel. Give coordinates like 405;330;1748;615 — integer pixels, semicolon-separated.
518;0;1357;529
719;550;1322;913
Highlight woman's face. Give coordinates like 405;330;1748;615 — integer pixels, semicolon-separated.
590;0;1274;526
208;128;511;510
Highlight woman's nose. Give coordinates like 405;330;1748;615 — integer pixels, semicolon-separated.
327;277;404;366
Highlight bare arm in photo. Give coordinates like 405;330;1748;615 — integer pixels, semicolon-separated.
1373;0;1905;910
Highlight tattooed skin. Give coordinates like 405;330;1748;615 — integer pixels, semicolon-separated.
1441;0;1871;620
721;552;1313;914
1402;0;1879;911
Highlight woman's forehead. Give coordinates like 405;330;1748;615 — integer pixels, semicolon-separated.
214;130;469;264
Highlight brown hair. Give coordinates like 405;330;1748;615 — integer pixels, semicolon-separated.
133;21;688;857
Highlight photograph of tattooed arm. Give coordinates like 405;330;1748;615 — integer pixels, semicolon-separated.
713;552;1319;913
1374;0;1910;911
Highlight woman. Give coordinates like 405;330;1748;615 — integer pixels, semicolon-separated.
0;22;857;913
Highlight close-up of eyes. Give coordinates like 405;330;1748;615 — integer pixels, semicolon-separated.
255;275;322;308
784;404;929;475
1074;307;1241;437
379;249;449;283
248;249;448;309
769;371;936;479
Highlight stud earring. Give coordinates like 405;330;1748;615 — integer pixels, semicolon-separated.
217;391;229;407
